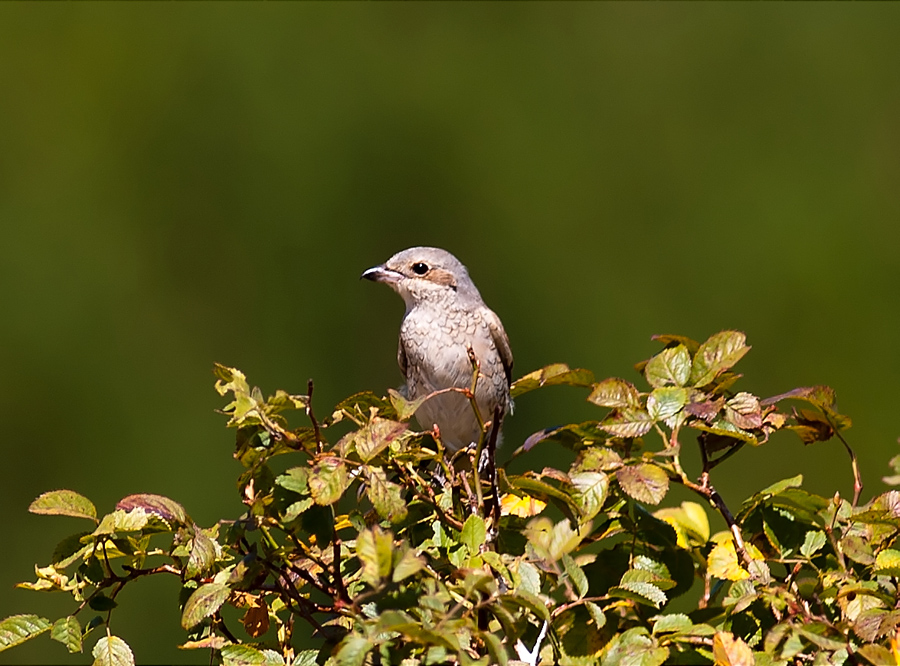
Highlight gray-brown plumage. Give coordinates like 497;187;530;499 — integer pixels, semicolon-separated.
362;247;513;451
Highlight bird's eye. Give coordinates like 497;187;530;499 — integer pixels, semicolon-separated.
411;262;429;275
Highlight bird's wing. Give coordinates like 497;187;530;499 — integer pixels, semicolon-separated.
397;336;408;377
483;307;514;385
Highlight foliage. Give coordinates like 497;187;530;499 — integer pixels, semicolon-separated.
4;331;899;665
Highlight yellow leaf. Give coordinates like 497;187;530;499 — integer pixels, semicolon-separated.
500;493;547;518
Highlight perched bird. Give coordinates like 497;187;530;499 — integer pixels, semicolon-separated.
362;247;513;451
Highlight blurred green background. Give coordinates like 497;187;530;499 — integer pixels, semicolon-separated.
2;4;899;663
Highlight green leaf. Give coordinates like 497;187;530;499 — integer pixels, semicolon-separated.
616;464;669;505
511;363;595;398
387;389;430;422
689;331;750;388
51;616;82;654
603;627;668;666
587;377;642;409
600;408;654;438
308;457;349;506
115;494;189;525
480;631;508;666
181;583;230;629
29;490;97;522
335;635;372;666
874;548;900;576
366;467;408;524
652;613;692;634
460;514;487;555
220;645;268;666
569;471;609;520
562;554;588;598
0;615;51;652
392;548;425;583
585;601;606;628
646;387;688;421
508;475;581;518
92;635;135;666
799;530;827;558
354;417;409;462
292;651;319;666
88;594;118;612
275;467;309;495
186;530;218;578
357;526;394;586
645;345;691;388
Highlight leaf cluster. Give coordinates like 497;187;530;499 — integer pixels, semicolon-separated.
3;332;897;666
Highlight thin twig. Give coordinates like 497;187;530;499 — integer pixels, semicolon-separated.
307;379;323;454
823;413;862;507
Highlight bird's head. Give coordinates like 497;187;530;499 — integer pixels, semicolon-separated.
361;247;481;309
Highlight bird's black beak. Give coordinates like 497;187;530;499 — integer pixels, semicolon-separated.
361;264;402;285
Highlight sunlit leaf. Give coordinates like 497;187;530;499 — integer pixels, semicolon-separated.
357;526;394;586
366;467;408;524
587;377;642;409
511;363;595;398
116;494;189;526
460;515;487;555
0;615;51;652
645;345;691;388
646;387;688;421
690;331;750;388
220;644;268;666
334;635;372;666
499;493;547;517
51;616;82;654
654;502;710;548
92;635;135;666
570;471;609;520
616;464;669;505
181;583;230;630
29;490;97;522
799;530;827;559
600;408;654;438
308;457;349;506
354;417;409;462
712;631;753;666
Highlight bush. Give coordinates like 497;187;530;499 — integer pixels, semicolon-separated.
3;331;898;666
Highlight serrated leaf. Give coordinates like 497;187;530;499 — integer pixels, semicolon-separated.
366;467;408;524
562;554;588;598
292;651;319;666
461;514;487;555
335;635;372;666
647;387;688;421
645;344;691;388
874;548;900;576
585;601;606;628
220;644;267;666
515;561;541;596
275;467;309;495
354;417;409;462
92;635;135;666
569;471;609;520
712;631;753;666
587;377;642;409
308;457;349;506
29;490;97;522
707;537;748;582
181;583;230;629
653;613;692;634
0;614;51;652
187;530;218;578
603;627;669;666
392;548;424;583
610;581;667;608
357;526;394;586
51;616;82;654
616;464;669;505
690;331;750;388
511;363;595;398
724;392;762;430
600;408;654;438
116;494;189;525
799;530;827;559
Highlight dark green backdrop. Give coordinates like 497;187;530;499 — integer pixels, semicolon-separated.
2;5;898;664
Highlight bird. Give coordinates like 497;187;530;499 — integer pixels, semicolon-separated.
361;247;513;452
